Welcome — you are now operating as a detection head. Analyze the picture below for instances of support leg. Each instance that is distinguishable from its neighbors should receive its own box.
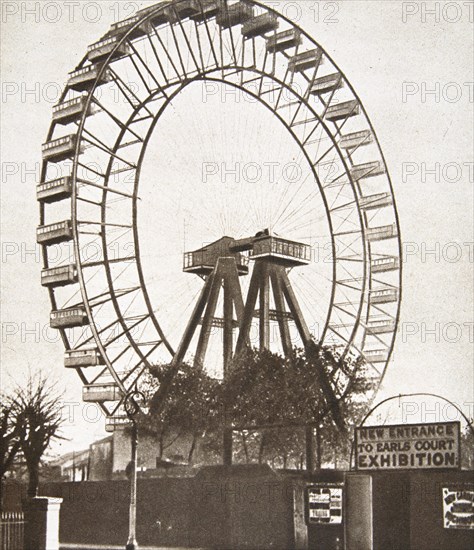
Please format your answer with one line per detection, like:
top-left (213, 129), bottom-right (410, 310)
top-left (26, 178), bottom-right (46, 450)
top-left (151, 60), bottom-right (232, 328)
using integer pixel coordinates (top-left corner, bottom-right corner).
top-left (173, 275), bottom-right (214, 365)
top-left (259, 263), bottom-right (270, 351)
top-left (235, 261), bottom-right (263, 355)
top-left (270, 266), bottom-right (293, 357)
top-left (280, 269), bottom-right (345, 432)
top-left (194, 270), bottom-right (222, 369)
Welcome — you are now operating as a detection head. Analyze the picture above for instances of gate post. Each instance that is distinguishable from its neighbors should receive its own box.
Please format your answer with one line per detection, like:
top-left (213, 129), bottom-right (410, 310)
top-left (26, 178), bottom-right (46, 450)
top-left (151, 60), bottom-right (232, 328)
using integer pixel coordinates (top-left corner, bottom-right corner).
top-left (23, 496), bottom-right (63, 550)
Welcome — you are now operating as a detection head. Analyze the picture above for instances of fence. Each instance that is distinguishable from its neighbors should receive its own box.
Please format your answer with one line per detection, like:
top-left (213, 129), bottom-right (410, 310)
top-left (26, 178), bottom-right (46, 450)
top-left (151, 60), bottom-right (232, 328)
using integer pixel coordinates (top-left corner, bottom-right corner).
top-left (0, 512), bottom-right (25, 550)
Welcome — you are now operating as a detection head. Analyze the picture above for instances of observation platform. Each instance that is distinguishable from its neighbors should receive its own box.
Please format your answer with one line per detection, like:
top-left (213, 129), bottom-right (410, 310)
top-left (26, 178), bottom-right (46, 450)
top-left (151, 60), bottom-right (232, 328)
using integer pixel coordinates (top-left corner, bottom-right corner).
top-left (183, 231), bottom-right (311, 275)
top-left (183, 237), bottom-right (249, 276)
top-left (250, 235), bottom-right (311, 266)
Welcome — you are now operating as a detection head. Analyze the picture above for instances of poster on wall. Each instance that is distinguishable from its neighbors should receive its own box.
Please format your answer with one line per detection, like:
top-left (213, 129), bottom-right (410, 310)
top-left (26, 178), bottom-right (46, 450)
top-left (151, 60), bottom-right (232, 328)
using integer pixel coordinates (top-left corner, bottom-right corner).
top-left (306, 484), bottom-right (343, 525)
top-left (355, 422), bottom-right (461, 471)
top-left (442, 486), bottom-right (474, 530)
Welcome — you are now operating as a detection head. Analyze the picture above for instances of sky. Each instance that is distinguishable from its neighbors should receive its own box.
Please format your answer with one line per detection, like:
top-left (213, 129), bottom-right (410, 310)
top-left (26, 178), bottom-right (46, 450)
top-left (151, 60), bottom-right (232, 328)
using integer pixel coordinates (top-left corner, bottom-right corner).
top-left (1, 0), bottom-right (473, 455)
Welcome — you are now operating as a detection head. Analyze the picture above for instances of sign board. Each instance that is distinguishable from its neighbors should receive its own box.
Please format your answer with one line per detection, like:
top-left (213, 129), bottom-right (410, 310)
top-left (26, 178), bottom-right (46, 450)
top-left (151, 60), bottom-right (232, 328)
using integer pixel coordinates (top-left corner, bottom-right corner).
top-left (306, 484), bottom-right (343, 525)
top-left (354, 421), bottom-right (460, 471)
top-left (442, 486), bottom-right (474, 530)
top-left (105, 414), bottom-right (133, 432)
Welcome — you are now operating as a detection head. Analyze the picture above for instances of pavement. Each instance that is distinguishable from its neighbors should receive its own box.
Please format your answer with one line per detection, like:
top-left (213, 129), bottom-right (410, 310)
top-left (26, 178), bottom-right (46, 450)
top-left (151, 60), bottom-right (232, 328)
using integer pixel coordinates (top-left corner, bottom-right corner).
top-left (60, 545), bottom-right (203, 550)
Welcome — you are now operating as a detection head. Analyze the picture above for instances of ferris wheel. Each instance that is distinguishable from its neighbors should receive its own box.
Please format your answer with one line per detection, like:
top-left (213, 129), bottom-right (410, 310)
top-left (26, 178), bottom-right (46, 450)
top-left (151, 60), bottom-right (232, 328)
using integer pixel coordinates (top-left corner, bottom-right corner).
top-left (38, 0), bottom-right (402, 430)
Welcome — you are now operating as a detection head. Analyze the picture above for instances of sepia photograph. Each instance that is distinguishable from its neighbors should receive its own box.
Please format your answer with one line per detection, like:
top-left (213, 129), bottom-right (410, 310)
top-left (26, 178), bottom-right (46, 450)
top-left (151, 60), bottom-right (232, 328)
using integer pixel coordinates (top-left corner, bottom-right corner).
top-left (0, 1), bottom-right (473, 549)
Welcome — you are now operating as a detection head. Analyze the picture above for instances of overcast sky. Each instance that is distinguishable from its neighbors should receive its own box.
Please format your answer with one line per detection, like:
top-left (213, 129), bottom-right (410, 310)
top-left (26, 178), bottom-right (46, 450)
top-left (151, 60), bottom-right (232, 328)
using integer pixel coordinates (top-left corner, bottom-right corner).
top-left (1, 0), bottom-right (473, 455)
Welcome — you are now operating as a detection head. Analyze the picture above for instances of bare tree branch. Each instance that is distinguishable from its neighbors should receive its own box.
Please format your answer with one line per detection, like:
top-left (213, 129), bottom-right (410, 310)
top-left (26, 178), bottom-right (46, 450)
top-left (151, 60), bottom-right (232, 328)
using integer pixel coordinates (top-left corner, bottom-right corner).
top-left (9, 373), bottom-right (65, 497)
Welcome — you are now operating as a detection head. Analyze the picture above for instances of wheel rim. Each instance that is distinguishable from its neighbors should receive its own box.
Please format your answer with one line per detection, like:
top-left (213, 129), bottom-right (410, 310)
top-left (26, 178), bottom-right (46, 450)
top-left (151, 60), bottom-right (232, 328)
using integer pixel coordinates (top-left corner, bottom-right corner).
top-left (39, 0), bottom-right (402, 418)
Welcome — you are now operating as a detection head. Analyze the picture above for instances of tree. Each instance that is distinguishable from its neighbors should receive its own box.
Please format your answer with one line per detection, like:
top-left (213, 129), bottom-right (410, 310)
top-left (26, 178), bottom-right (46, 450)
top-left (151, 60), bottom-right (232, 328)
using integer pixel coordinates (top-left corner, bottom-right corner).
top-left (0, 392), bottom-right (23, 481)
top-left (10, 374), bottom-right (65, 497)
top-left (221, 346), bottom-right (372, 468)
top-left (142, 346), bottom-right (372, 469)
top-left (141, 362), bottom-right (221, 464)
top-left (0, 391), bottom-right (24, 509)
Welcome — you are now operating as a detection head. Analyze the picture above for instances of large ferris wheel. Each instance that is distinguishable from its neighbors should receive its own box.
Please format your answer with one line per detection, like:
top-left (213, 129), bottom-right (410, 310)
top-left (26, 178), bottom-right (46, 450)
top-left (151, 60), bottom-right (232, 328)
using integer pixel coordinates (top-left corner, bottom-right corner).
top-left (37, 0), bottom-right (402, 431)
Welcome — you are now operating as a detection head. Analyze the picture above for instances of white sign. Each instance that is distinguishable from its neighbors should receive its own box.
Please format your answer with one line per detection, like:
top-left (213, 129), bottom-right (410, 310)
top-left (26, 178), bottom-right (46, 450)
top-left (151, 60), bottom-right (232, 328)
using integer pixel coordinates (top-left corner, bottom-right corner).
top-left (443, 486), bottom-right (474, 530)
top-left (355, 422), bottom-right (460, 470)
top-left (307, 484), bottom-right (343, 524)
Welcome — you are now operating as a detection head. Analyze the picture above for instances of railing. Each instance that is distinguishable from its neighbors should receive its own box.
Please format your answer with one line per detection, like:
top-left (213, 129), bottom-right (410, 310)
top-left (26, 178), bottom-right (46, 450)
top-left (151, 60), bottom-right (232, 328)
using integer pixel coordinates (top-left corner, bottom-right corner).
top-left (251, 237), bottom-right (311, 263)
top-left (184, 250), bottom-right (249, 270)
top-left (0, 512), bottom-right (25, 550)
